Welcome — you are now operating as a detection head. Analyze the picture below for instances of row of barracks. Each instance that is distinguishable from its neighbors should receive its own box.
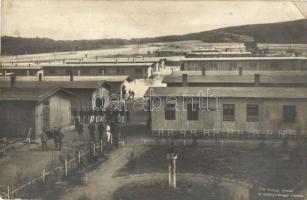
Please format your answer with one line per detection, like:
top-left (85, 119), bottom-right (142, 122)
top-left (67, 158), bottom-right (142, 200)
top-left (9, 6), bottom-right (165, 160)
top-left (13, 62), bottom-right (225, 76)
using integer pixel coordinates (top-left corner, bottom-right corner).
top-left (174, 57), bottom-right (307, 71)
top-left (146, 70), bottom-right (307, 136)
top-left (162, 72), bottom-right (307, 88)
top-left (0, 57), bottom-right (166, 79)
top-left (145, 86), bottom-right (307, 136)
top-left (185, 51), bottom-right (252, 58)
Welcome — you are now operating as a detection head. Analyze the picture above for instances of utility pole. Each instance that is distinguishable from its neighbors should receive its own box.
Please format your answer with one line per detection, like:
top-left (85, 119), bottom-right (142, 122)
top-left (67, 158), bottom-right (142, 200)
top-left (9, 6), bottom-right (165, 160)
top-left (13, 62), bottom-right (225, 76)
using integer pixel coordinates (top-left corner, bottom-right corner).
top-left (166, 139), bottom-right (178, 188)
top-left (303, 137), bottom-right (306, 195)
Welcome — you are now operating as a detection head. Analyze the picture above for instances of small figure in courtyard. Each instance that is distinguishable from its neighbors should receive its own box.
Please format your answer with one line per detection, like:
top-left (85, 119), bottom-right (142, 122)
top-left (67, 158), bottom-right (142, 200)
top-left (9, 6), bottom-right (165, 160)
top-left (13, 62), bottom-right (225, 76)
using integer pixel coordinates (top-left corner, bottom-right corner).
top-left (74, 117), bottom-right (79, 130)
top-left (79, 110), bottom-right (84, 122)
top-left (98, 122), bottom-right (105, 143)
top-left (88, 122), bottom-right (96, 142)
top-left (58, 128), bottom-right (64, 150)
top-left (126, 108), bottom-right (130, 123)
top-left (53, 127), bottom-right (59, 149)
top-left (131, 90), bottom-right (135, 100)
top-left (120, 104), bottom-right (125, 124)
top-left (77, 121), bottom-right (84, 140)
top-left (106, 124), bottom-right (112, 144)
top-left (122, 85), bottom-right (127, 100)
top-left (40, 130), bottom-right (48, 151)
top-left (90, 111), bottom-right (95, 124)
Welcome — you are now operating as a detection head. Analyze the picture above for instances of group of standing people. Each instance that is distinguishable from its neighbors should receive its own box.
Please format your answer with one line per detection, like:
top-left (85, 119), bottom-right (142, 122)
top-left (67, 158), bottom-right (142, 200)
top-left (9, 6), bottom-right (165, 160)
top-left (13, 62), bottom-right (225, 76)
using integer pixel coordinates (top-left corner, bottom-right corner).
top-left (72, 107), bottom-right (130, 125)
top-left (75, 117), bottom-right (122, 147)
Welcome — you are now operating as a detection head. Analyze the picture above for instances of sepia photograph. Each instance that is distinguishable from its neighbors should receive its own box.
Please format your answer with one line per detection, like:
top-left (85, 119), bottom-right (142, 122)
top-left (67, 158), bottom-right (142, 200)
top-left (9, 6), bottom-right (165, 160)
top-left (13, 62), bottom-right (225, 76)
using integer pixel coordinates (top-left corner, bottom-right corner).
top-left (1, 0), bottom-right (307, 199)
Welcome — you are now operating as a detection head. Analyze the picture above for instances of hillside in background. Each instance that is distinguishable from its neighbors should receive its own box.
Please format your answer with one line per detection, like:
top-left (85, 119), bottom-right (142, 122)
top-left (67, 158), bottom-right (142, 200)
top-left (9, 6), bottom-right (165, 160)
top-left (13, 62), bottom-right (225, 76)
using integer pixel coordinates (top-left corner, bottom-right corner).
top-left (2, 19), bottom-right (307, 55)
top-left (135, 19), bottom-right (307, 44)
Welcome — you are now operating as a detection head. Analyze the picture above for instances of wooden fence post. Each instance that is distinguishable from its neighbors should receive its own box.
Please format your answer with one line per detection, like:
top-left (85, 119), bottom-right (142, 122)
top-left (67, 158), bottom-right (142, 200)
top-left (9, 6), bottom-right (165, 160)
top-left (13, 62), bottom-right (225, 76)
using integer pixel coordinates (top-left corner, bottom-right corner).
top-left (7, 185), bottom-right (10, 199)
top-left (65, 158), bottom-right (68, 176)
top-left (100, 140), bottom-right (103, 153)
top-left (42, 169), bottom-right (45, 182)
top-left (93, 143), bottom-right (96, 157)
top-left (85, 173), bottom-right (88, 185)
top-left (78, 151), bottom-right (81, 164)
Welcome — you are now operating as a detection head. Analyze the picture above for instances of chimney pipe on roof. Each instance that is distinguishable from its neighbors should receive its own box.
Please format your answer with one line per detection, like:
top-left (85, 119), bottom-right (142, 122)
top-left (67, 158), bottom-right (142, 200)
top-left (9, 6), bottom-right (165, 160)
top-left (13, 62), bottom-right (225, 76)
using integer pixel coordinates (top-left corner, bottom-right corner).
top-left (70, 69), bottom-right (73, 81)
top-left (10, 75), bottom-right (16, 88)
top-left (238, 67), bottom-right (243, 76)
top-left (182, 74), bottom-right (188, 87)
top-left (38, 73), bottom-right (42, 82)
top-left (202, 67), bottom-right (206, 76)
top-left (254, 74), bottom-right (260, 86)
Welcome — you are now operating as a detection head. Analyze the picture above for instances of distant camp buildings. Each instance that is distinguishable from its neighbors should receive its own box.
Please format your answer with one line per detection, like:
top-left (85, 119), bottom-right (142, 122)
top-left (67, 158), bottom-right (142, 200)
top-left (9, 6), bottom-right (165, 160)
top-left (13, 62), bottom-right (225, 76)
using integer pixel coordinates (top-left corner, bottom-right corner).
top-left (1, 47), bottom-right (307, 139)
top-left (178, 57), bottom-right (307, 71)
top-left (145, 53), bottom-right (307, 137)
top-left (1, 57), bottom-right (166, 79)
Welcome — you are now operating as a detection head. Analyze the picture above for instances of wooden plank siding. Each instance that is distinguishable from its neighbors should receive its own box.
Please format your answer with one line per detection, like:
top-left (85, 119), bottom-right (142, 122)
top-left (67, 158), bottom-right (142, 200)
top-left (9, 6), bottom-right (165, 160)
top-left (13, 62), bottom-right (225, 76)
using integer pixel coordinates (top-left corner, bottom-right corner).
top-left (150, 97), bottom-right (307, 135)
top-left (181, 60), bottom-right (307, 71)
top-left (0, 102), bottom-right (36, 138)
top-left (49, 92), bottom-right (72, 130)
top-left (43, 65), bottom-right (153, 79)
top-left (0, 91), bottom-right (72, 138)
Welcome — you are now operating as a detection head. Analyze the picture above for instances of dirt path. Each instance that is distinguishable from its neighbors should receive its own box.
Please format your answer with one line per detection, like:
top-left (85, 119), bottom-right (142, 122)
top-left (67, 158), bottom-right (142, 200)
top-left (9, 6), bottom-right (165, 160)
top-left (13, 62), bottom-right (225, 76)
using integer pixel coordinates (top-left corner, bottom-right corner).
top-left (60, 136), bottom-right (146, 200)
top-left (59, 109), bottom-right (253, 200)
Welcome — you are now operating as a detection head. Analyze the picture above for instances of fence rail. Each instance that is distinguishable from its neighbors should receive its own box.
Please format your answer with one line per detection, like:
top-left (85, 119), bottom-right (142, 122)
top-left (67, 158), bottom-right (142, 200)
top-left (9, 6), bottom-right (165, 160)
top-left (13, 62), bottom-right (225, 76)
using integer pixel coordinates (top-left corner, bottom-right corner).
top-left (1, 140), bottom-right (111, 199)
top-left (152, 129), bottom-right (306, 140)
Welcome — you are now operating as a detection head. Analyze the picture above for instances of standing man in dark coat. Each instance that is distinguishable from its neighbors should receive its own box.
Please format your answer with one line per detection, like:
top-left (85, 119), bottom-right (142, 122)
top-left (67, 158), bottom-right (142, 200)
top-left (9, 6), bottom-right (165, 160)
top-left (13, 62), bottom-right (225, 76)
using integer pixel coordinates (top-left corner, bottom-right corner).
top-left (88, 122), bottom-right (96, 142)
top-left (53, 127), bottom-right (59, 150)
top-left (77, 121), bottom-right (84, 140)
top-left (98, 122), bottom-right (105, 143)
top-left (40, 130), bottom-right (48, 151)
top-left (58, 128), bottom-right (64, 150)
top-left (111, 122), bottom-right (120, 148)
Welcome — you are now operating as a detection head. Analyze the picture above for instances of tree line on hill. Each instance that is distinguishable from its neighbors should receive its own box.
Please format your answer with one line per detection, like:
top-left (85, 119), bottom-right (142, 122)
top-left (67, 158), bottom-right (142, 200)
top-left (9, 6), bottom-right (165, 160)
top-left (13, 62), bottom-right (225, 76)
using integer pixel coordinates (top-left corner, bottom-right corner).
top-left (2, 19), bottom-right (307, 55)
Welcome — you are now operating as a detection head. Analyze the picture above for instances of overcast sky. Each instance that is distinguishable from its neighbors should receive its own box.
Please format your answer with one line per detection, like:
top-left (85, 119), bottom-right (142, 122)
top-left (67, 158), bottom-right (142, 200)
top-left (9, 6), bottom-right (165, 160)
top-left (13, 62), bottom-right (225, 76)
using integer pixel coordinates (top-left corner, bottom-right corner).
top-left (1, 0), bottom-right (306, 40)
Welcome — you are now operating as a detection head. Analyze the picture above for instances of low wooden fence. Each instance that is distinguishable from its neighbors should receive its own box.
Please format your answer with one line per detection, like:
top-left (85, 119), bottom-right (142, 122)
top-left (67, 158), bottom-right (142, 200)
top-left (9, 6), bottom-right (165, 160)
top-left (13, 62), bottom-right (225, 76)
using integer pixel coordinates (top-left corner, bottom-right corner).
top-left (152, 129), bottom-right (306, 140)
top-left (1, 141), bottom-right (115, 199)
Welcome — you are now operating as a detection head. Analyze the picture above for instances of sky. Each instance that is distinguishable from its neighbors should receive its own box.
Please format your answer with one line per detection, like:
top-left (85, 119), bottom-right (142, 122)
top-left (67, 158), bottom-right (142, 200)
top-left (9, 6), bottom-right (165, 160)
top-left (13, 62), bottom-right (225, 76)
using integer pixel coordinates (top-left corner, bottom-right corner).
top-left (1, 0), bottom-right (306, 40)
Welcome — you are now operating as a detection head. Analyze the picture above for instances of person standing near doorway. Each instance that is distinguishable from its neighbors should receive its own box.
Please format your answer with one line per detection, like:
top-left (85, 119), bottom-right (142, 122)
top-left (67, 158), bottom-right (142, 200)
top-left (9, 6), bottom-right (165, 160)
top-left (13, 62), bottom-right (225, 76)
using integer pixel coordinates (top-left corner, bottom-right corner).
top-left (58, 128), bottom-right (64, 151)
top-left (40, 130), bottom-right (48, 151)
